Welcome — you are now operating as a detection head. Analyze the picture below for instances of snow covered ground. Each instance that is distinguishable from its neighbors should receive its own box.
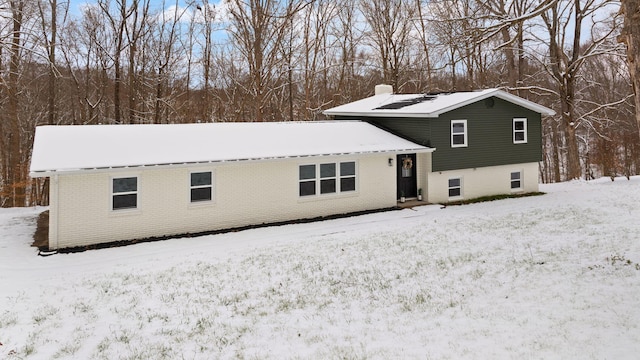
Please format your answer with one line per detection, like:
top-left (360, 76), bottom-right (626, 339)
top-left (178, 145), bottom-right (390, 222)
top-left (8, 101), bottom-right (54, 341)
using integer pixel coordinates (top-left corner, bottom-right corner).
top-left (1, 177), bottom-right (640, 359)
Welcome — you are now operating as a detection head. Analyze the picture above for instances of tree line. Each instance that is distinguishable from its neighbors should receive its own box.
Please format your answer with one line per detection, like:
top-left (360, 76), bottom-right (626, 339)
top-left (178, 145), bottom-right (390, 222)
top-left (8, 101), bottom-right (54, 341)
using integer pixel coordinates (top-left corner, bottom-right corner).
top-left (1, 0), bottom-right (639, 207)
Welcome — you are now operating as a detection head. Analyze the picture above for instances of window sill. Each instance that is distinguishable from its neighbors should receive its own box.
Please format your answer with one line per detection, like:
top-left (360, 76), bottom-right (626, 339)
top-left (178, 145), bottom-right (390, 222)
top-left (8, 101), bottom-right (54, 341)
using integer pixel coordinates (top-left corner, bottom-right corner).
top-left (188, 200), bottom-right (216, 209)
top-left (298, 191), bottom-right (359, 203)
top-left (109, 208), bottom-right (142, 216)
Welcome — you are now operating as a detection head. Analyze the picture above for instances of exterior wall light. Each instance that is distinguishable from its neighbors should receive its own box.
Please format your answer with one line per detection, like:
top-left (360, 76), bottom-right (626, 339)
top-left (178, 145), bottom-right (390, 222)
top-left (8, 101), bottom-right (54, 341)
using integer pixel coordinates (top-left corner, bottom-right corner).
top-left (388, 158), bottom-right (394, 167)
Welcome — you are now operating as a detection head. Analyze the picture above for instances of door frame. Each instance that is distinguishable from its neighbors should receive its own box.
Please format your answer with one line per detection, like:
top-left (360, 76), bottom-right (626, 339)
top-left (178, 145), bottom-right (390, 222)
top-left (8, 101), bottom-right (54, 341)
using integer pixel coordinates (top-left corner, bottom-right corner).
top-left (397, 153), bottom-right (417, 199)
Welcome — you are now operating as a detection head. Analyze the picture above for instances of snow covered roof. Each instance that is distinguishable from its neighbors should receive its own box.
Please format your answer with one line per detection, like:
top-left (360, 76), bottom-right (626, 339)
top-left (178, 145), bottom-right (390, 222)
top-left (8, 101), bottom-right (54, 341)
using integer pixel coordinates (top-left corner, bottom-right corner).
top-left (323, 88), bottom-right (556, 118)
top-left (30, 121), bottom-right (431, 177)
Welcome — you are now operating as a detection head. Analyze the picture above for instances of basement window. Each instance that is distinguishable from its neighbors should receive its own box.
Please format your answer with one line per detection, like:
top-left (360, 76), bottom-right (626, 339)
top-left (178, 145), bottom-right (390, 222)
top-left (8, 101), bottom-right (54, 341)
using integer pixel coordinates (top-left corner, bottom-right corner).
top-left (448, 177), bottom-right (462, 199)
top-left (191, 171), bottom-right (213, 202)
top-left (511, 171), bottom-right (523, 191)
top-left (112, 177), bottom-right (138, 210)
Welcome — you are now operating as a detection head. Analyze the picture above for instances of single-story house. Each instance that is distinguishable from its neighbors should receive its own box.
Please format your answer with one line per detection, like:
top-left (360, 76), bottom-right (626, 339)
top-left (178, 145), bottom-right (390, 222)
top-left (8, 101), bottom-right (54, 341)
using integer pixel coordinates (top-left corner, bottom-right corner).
top-left (324, 86), bottom-right (556, 204)
top-left (30, 121), bottom-right (431, 250)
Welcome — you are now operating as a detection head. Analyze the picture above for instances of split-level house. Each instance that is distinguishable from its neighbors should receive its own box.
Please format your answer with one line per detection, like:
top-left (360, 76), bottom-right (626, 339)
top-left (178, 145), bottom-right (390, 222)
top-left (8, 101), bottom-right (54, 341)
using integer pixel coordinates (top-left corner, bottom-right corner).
top-left (29, 87), bottom-right (554, 250)
top-left (324, 85), bottom-right (556, 204)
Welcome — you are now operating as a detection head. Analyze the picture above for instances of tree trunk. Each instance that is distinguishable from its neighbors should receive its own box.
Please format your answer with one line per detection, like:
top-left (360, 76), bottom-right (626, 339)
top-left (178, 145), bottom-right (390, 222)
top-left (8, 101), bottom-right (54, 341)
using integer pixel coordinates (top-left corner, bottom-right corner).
top-left (619, 0), bottom-right (640, 138)
top-left (560, 83), bottom-right (582, 179)
top-left (3, 0), bottom-right (25, 207)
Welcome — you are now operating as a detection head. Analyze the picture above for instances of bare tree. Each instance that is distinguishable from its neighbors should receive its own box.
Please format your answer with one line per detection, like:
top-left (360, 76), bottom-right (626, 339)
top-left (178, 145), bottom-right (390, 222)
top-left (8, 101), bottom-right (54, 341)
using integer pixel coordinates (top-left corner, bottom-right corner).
top-left (1, 0), bottom-right (26, 207)
top-left (36, 0), bottom-right (68, 125)
top-left (361, 0), bottom-right (413, 92)
top-left (298, 0), bottom-right (336, 119)
top-left (538, 0), bottom-right (621, 179)
top-left (226, 0), bottom-right (308, 121)
top-left (619, 0), bottom-right (640, 138)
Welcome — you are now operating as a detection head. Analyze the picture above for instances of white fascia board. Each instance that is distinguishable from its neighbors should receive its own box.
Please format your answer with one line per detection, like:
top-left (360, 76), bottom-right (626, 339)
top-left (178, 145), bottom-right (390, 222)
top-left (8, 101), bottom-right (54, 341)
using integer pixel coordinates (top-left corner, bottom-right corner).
top-left (323, 111), bottom-right (440, 118)
top-left (324, 89), bottom-right (556, 118)
top-left (494, 91), bottom-right (556, 116)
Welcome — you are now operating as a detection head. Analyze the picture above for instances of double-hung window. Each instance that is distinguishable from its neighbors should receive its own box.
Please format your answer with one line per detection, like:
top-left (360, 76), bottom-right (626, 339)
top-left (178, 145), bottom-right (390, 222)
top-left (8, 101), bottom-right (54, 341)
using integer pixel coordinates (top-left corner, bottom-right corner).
top-left (451, 120), bottom-right (468, 148)
top-left (448, 177), bottom-right (462, 198)
top-left (340, 162), bottom-right (356, 192)
top-left (513, 118), bottom-right (527, 144)
top-left (299, 164), bottom-right (317, 196)
top-left (191, 171), bottom-right (213, 202)
top-left (300, 161), bottom-right (356, 197)
top-left (511, 171), bottom-right (523, 191)
top-left (320, 163), bottom-right (337, 194)
top-left (112, 177), bottom-right (138, 210)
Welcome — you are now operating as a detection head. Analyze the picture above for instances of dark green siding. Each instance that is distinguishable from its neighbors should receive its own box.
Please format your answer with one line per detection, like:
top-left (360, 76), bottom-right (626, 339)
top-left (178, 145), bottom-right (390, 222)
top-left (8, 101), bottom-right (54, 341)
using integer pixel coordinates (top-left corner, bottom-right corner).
top-left (335, 97), bottom-right (542, 172)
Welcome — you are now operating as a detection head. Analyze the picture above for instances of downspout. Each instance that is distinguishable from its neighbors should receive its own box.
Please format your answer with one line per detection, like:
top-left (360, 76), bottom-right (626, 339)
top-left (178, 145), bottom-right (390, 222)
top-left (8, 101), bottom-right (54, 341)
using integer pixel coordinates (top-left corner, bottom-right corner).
top-left (50, 174), bottom-right (59, 250)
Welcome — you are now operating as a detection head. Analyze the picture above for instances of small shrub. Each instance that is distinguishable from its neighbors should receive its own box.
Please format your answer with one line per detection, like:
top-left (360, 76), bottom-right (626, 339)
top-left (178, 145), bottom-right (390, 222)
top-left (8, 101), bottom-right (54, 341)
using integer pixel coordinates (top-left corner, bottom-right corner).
top-left (444, 192), bottom-right (545, 206)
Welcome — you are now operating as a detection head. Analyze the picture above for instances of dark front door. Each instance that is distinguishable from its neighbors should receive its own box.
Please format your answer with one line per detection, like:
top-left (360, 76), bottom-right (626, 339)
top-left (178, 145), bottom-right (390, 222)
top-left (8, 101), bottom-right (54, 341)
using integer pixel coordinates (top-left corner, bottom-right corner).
top-left (397, 154), bottom-right (417, 199)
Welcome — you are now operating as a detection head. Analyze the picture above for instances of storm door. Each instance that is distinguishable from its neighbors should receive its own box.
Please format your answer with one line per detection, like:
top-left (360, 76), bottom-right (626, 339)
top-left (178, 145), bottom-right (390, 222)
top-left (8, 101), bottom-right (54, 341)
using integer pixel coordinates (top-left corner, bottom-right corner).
top-left (397, 154), bottom-right (417, 199)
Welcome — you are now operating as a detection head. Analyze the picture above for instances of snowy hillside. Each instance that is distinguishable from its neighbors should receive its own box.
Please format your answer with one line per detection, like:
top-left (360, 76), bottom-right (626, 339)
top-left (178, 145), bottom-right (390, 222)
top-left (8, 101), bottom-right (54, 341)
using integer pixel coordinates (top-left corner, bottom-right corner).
top-left (1, 178), bottom-right (640, 359)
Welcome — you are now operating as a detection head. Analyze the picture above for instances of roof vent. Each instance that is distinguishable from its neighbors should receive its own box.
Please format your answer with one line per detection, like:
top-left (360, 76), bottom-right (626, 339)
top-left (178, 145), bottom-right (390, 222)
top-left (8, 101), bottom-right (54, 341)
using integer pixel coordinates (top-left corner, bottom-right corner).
top-left (375, 84), bottom-right (393, 95)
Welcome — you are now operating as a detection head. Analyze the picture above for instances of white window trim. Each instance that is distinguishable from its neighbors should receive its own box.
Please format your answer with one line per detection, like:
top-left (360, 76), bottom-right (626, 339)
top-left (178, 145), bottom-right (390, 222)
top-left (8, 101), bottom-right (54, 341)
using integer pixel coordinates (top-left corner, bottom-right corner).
top-left (189, 170), bottom-right (215, 205)
top-left (448, 176), bottom-right (463, 200)
top-left (339, 161), bottom-right (357, 193)
top-left (451, 120), bottom-right (468, 148)
top-left (110, 175), bottom-right (140, 213)
top-left (510, 170), bottom-right (524, 192)
top-left (299, 164), bottom-right (318, 197)
top-left (513, 118), bottom-right (528, 144)
top-left (320, 163), bottom-right (338, 195)
top-left (299, 161), bottom-right (358, 198)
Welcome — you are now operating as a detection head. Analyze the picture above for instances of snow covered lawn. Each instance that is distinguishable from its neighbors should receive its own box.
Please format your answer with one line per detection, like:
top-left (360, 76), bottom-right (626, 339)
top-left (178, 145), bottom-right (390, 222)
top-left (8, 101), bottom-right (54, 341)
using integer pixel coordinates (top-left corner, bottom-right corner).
top-left (1, 178), bottom-right (640, 359)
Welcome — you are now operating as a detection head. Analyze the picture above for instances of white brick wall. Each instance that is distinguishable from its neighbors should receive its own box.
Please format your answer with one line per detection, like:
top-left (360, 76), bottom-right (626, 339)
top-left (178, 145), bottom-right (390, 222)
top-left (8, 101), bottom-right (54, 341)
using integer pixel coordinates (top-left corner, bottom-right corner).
top-left (426, 162), bottom-right (540, 204)
top-left (50, 154), bottom-right (397, 249)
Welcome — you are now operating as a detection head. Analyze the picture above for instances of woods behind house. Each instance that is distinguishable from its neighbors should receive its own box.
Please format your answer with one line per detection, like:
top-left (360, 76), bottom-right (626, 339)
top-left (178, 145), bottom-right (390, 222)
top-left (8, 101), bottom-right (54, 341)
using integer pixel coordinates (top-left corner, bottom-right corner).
top-left (1, 0), bottom-right (639, 207)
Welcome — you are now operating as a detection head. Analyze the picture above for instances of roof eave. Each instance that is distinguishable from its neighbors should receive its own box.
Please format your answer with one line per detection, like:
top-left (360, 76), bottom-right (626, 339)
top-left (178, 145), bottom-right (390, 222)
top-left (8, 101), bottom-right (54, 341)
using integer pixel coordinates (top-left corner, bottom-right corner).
top-left (493, 91), bottom-right (556, 116)
top-left (29, 148), bottom-right (434, 177)
top-left (323, 111), bottom-right (439, 118)
top-left (324, 89), bottom-right (557, 118)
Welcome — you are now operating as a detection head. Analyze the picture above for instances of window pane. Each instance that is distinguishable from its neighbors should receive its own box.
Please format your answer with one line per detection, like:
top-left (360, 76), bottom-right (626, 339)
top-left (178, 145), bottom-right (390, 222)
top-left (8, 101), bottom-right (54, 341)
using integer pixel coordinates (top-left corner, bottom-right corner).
top-left (514, 121), bottom-right (525, 131)
top-left (511, 172), bottom-right (521, 180)
top-left (341, 177), bottom-right (355, 192)
top-left (113, 194), bottom-right (137, 209)
top-left (340, 162), bottom-right (355, 176)
top-left (449, 178), bottom-right (460, 187)
top-left (299, 165), bottom-right (315, 180)
top-left (320, 163), bottom-right (336, 178)
top-left (515, 132), bottom-right (525, 141)
top-left (449, 188), bottom-right (461, 197)
top-left (113, 177), bottom-right (137, 193)
top-left (191, 187), bottom-right (212, 202)
top-left (452, 123), bottom-right (465, 133)
top-left (320, 179), bottom-right (336, 194)
top-left (191, 172), bottom-right (212, 186)
top-left (511, 180), bottom-right (521, 189)
top-left (452, 134), bottom-right (465, 145)
top-left (300, 181), bottom-right (315, 196)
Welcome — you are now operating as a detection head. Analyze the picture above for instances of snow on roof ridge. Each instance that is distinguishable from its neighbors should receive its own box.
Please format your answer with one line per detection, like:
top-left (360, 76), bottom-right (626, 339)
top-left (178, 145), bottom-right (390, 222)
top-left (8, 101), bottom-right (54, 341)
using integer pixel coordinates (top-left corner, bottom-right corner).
top-left (323, 88), bottom-right (555, 117)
